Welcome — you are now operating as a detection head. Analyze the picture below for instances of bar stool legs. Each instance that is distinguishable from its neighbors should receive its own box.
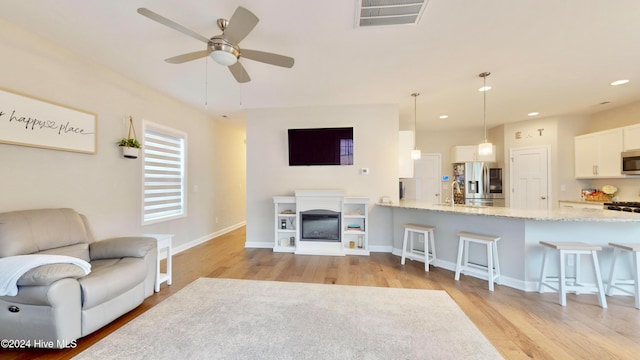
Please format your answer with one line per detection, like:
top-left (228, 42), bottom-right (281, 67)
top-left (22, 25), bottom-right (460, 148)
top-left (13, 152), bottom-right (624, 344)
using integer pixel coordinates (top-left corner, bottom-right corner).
top-left (400, 224), bottom-right (436, 271)
top-left (606, 242), bottom-right (640, 309)
top-left (454, 232), bottom-right (501, 291)
top-left (538, 241), bottom-right (607, 308)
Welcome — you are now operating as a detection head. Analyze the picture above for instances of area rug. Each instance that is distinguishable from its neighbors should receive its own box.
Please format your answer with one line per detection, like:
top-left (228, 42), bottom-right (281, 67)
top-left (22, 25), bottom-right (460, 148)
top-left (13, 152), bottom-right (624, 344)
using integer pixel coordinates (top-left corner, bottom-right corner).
top-left (74, 278), bottom-right (502, 359)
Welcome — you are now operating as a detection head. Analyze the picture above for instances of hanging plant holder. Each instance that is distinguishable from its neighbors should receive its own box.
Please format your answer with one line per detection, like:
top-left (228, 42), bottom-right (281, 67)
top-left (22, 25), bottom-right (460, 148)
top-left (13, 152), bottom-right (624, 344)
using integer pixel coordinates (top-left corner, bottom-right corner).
top-left (121, 146), bottom-right (139, 159)
top-left (118, 116), bottom-right (141, 159)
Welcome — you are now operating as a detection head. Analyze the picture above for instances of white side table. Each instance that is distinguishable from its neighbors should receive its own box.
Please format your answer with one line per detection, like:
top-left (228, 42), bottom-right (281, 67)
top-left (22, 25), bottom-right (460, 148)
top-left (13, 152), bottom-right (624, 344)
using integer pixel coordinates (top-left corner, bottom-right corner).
top-left (145, 234), bottom-right (174, 292)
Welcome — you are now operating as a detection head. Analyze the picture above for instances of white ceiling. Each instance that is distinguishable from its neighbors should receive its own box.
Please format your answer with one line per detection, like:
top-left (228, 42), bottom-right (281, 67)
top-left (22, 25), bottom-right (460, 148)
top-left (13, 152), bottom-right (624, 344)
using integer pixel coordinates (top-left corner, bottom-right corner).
top-left (1, 0), bottom-right (640, 131)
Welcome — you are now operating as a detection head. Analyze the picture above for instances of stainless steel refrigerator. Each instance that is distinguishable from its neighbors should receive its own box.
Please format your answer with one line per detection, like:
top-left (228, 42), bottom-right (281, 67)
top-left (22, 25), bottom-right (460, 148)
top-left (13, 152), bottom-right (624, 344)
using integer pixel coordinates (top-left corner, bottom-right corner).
top-left (453, 162), bottom-right (505, 207)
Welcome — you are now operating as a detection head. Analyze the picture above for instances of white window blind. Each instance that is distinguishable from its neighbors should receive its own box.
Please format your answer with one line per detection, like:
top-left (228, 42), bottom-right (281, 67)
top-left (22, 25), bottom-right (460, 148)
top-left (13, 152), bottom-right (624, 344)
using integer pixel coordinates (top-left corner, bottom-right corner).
top-left (142, 122), bottom-right (186, 224)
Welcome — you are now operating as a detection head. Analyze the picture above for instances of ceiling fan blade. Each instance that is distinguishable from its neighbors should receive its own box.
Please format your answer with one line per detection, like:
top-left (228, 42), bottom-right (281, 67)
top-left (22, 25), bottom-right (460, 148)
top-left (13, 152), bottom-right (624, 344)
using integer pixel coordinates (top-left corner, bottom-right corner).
top-left (224, 6), bottom-right (259, 45)
top-left (137, 8), bottom-right (210, 44)
top-left (165, 49), bottom-right (211, 64)
top-left (241, 49), bottom-right (295, 68)
top-left (228, 62), bottom-right (251, 83)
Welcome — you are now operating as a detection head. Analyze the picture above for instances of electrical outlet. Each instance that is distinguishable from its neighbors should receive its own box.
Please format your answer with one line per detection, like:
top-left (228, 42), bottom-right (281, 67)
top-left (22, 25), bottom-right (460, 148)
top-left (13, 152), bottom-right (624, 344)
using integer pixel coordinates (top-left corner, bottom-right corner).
top-left (215, 217), bottom-right (219, 224)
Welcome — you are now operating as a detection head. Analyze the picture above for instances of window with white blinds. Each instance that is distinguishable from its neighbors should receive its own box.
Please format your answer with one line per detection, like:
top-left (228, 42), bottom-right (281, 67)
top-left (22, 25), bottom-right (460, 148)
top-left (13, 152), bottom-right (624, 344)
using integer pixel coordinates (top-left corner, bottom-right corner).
top-left (142, 121), bottom-right (186, 224)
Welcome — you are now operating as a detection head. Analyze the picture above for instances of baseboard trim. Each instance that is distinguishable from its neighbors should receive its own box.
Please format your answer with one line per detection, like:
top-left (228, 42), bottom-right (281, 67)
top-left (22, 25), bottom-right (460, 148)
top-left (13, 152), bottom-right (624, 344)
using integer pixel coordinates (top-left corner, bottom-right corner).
top-left (244, 242), bottom-right (274, 249)
top-left (160, 221), bottom-right (246, 259)
top-left (391, 247), bottom-right (527, 292)
top-left (369, 245), bottom-right (393, 253)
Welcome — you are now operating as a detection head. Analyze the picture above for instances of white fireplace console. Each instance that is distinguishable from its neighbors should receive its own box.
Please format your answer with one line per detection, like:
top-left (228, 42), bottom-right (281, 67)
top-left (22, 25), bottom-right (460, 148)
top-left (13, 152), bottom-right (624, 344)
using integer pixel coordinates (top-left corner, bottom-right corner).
top-left (273, 190), bottom-right (369, 256)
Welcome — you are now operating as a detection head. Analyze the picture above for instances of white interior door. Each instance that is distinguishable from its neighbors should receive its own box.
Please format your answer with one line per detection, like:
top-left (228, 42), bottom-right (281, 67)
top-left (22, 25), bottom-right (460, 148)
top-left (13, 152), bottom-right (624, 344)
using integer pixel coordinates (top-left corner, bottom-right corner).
top-left (510, 146), bottom-right (550, 209)
top-left (414, 153), bottom-right (442, 203)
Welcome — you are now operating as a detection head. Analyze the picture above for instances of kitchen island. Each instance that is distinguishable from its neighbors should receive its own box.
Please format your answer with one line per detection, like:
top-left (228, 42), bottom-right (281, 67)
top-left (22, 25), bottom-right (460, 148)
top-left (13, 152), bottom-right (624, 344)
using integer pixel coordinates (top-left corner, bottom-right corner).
top-left (378, 200), bottom-right (640, 292)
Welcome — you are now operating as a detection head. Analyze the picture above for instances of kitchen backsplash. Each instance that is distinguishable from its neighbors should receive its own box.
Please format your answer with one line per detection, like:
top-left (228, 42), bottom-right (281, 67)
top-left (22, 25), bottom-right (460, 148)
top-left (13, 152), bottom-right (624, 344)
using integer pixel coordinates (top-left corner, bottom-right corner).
top-left (588, 178), bottom-right (640, 201)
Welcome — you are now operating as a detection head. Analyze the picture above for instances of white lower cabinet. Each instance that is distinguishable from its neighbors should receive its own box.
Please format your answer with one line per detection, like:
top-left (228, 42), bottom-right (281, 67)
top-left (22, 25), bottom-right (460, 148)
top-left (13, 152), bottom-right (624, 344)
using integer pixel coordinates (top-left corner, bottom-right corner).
top-left (558, 201), bottom-right (604, 210)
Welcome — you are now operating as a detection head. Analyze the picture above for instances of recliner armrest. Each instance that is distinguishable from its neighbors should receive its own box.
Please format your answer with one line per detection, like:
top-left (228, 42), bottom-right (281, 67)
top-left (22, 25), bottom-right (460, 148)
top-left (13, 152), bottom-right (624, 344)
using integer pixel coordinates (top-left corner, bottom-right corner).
top-left (89, 237), bottom-right (156, 260)
top-left (17, 263), bottom-right (88, 287)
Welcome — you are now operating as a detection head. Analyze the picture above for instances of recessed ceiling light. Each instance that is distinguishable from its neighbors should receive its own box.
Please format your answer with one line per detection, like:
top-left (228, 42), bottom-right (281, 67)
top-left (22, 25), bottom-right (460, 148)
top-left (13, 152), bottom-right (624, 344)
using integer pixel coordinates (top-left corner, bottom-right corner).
top-left (611, 79), bottom-right (629, 86)
top-left (439, 115), bottom-right (448, 119)
top-left (528, 112), bottom-right (539, 116)
top-left (478, 86), bottom-right (492, 92)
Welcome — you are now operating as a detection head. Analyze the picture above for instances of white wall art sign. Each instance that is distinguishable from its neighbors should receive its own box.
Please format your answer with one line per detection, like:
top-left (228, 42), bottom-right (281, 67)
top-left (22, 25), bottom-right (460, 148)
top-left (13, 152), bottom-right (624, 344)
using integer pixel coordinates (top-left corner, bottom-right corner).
top-left (0, 88), bottom-right (97, 154)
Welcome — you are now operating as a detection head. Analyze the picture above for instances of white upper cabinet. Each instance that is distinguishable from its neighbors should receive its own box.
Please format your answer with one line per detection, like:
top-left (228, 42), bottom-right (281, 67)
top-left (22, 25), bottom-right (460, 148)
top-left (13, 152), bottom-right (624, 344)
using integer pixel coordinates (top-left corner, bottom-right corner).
top-left (574, 128), bottom-right (623, 178)
top-left (623, 123), bottom-right (640, 151)
top-left (450, 145), bottom-right (496, 163)
top-left (399, 131), bottom-right (414, 178)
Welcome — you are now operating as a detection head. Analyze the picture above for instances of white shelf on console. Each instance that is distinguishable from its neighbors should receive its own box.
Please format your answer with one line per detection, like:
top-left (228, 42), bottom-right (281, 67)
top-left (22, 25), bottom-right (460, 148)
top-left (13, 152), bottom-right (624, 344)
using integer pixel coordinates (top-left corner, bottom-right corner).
top-left (342, 197), bottom-right (369, 256)
top-left (274, 196), bottom-right (297, 253)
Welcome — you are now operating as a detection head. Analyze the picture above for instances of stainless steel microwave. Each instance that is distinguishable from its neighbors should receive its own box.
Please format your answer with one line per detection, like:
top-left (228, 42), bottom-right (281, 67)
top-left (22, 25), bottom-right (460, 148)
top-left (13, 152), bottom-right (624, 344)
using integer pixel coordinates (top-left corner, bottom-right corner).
top-left (622, 149), bottom-right (640, 175)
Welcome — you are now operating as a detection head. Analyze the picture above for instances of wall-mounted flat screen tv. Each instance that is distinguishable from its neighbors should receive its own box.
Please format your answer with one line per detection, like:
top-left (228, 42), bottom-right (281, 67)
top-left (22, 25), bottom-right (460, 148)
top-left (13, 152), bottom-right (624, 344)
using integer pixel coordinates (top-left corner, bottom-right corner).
top-left (288, 127), bottom-right (353, 166)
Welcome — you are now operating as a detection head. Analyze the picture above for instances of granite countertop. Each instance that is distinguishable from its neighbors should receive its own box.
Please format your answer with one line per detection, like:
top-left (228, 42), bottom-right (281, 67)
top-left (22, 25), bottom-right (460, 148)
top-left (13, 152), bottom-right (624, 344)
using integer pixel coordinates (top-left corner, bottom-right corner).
top-left (378, 199), bottom-right (640, 222)
top-left (558, 199), bottom-right (607, 205)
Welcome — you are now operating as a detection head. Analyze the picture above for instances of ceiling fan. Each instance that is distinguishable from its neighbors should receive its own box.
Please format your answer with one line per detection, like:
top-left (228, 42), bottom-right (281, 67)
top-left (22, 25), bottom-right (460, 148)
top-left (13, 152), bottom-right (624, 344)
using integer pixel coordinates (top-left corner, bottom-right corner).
top-left (137, 6), bottom-right (294, 83)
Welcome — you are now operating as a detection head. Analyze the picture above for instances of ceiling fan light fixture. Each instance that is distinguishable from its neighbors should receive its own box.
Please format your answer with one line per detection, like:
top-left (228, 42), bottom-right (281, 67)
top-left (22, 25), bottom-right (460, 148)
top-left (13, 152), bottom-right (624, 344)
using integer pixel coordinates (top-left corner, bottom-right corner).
top-left (210, 37), bottom-right (240, 66)
top-left (211, 50), bottom-right (238, 66)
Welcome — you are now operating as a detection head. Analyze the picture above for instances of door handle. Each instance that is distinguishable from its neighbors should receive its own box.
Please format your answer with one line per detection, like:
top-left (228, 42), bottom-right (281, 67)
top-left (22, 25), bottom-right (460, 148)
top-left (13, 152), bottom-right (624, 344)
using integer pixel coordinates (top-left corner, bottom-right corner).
top-left (541, 196), bottom-right (547, 200)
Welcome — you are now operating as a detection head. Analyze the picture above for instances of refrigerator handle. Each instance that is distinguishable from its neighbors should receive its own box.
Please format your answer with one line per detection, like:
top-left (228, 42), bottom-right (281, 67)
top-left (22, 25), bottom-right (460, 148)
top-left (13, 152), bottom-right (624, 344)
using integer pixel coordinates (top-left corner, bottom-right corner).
top-left (483, 164), bottom-right (489, 194)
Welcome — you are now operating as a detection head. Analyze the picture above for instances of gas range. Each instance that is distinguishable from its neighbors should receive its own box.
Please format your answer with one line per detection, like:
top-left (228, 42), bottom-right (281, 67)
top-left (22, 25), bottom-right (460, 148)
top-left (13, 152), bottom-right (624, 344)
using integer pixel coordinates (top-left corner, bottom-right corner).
top-left (604, 202), bottom-right (640, 213)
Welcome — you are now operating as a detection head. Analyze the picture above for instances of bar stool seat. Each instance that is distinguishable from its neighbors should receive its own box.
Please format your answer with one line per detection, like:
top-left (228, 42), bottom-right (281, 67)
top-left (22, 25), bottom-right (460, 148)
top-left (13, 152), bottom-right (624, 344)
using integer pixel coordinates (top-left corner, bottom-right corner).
top-left (606, 242), bottom-right (640, 309)
top-left (400, 224), bottom-right (436, 272)
top-left (538, 241), bottom-right (607, 308)
top-left (454, 231), bottom-right (501, 291)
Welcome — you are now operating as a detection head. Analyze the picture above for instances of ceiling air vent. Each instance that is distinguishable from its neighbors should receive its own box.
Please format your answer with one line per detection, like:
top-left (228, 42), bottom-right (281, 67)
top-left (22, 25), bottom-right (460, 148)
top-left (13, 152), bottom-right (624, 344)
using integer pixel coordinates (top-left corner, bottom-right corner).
top-left (356, 0), bottom-right (429, 27)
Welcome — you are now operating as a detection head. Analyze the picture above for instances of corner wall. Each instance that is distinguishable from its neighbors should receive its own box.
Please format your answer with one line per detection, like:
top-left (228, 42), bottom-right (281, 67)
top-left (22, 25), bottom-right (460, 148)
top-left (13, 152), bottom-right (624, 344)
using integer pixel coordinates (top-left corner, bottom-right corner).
top-left (245, 105), bottom-right (399, 249)
top-left (0, 18), bottom-right (246, 249)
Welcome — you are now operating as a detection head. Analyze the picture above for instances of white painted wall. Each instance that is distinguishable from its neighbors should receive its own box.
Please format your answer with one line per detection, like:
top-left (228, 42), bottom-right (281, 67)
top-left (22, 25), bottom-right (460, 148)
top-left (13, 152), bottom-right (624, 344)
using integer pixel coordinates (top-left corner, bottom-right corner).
top-left (405, 127), bottom-right (486, 199)
top-left (0, 18), bottom-right (246, 250)
top-left (245, 105), bottom-right (399, 249)
top-left (502, 115), bottom-right (590, 207)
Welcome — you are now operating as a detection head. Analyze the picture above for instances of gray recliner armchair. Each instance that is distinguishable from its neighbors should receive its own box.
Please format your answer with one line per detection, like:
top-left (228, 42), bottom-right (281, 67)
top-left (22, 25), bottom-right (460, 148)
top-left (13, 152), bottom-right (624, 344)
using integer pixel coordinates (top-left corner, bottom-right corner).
top-left (0, 208), bottom-right (157, 348)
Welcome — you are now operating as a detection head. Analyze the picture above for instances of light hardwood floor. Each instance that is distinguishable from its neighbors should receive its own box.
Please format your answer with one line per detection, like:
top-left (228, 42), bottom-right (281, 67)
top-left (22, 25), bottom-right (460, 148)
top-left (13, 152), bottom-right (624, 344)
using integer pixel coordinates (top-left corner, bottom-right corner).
top-left (4, 226), bottom-right (640, 359)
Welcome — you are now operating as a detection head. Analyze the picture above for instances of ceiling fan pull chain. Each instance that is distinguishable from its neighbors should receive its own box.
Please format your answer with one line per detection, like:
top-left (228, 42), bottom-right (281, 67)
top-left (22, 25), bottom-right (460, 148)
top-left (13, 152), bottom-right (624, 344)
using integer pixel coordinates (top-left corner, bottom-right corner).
top-left (204, 55), bottom-right (208, 109)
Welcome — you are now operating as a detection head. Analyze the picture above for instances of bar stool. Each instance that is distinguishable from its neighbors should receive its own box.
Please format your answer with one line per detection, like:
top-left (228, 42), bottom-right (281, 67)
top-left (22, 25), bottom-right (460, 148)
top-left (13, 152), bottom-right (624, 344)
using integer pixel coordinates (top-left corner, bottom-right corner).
top-left (606, 242), bottom-right (640, 309)
top-left (538, 241), bottom-right (607, 308)
top-left (454, 231), bottom-right (501, 291)
top-left (400, 224), bottom-right (437, 271)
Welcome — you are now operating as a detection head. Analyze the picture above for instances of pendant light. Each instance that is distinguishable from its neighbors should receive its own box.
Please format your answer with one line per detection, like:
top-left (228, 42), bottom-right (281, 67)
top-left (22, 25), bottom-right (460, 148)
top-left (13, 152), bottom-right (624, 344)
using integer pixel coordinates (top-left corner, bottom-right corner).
top-left (411, 92), bottom-right (421, 160)
top-left (478, 72), bottom-right (493, 156)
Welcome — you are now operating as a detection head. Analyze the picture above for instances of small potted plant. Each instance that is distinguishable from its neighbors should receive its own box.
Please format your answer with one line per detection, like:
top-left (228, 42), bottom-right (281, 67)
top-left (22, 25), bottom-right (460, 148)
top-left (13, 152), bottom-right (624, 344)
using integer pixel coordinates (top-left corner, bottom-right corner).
top-left (118, 116), bottom-right (141, 159)
top-left (118, 137), bottom-right (141, 158)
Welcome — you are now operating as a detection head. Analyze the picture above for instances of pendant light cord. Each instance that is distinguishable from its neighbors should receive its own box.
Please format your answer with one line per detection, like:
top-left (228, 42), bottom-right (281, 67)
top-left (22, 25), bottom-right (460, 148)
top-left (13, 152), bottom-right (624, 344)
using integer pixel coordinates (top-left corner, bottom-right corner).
top-left (479, 71), bottom-right (490, 142)
top-left (412, 92), bottom-right (419, 149)
top-left (483, 75), bottom-right (487, 141)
